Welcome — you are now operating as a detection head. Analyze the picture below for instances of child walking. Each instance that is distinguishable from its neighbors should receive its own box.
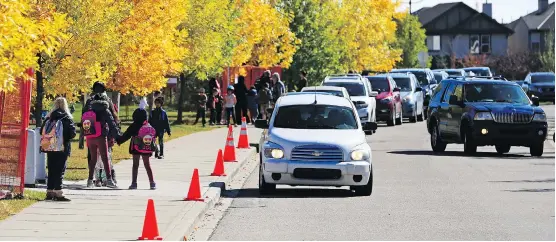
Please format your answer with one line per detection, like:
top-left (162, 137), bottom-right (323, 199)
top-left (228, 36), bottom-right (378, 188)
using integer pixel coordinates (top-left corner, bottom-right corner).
top-left (116, 108), bottom-right (157, 190)
top-left (150, 97), bottom-right (171, 159)
top-left (225, 85), bottom-right (237, 126)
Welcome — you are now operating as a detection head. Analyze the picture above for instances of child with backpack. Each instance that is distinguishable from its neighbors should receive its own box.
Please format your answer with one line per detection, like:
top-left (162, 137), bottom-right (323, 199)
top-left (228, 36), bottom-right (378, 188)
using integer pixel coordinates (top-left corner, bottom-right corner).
top-left (40, 97), bottom-right (77, 201)
top-left (82, 93), bottom-right (120, 188)
top-left (116, 108), bottom-right (157, 190)
top-left (150, 97), bottom-right (171, 159)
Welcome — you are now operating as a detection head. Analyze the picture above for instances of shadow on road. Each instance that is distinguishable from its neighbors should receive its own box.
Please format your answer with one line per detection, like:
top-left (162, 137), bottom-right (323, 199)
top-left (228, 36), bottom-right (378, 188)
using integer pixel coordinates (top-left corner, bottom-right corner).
top-left (222, 187), bottom-right (356, 199)
top-left (387, 150), bottom-right (555, 160)
top-left (489, 179), bottom-right (555, 183)
top-left (503, 188), bottom-right (555, 192)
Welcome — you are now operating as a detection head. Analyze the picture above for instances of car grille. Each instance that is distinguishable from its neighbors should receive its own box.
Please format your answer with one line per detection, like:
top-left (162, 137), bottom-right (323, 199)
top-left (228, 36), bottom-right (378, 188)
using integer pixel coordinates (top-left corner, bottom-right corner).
top-left (492, 112), bottom-right (532, 124)
top-left (293, 168), bottom-right (342, 180)
top-left (290, 145), bottom-right (343, 161)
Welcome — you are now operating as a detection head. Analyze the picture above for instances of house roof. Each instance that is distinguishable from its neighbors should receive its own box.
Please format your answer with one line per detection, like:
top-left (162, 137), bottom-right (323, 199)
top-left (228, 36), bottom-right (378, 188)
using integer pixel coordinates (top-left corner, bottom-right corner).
top-left (521, 2), bottom-right (555, 30)
top-left (413, 2), bottom-right (459, 26)
top-left (451, 12), bottom-right (514, 34)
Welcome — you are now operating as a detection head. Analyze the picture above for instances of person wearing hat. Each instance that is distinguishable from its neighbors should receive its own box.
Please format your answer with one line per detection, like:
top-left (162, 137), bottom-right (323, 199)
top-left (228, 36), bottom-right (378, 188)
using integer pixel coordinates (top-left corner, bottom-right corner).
top-left (193, 88), bottom-right (208, 127)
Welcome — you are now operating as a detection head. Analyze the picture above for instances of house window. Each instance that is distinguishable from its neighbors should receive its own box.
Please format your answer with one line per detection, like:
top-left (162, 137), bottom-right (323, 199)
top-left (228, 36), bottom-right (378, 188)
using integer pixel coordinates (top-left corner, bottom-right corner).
top-left (470, 34), bottom-right (491, 54)
top-left (531, 32), bottom-right (541, 52)
top-left (428, 35), bottom-right (441, 51)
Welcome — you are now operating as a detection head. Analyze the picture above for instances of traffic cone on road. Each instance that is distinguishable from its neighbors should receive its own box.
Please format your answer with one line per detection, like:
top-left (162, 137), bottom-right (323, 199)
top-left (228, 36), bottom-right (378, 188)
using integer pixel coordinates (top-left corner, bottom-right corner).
top-left (223, 125), bottom-right (237, 162)
top-left (138, 199), bottom-right (163, 240)
top-left (237, 117), bottom-right (250, 149)
top-left (184, 169), bottom-right (204, 201)
top-left (211, 149), bottom-right (226, 176)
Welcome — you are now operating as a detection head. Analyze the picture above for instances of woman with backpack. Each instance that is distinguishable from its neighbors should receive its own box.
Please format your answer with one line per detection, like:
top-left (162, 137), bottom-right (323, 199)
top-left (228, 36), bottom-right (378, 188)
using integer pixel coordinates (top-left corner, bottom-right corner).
top-left (82, 93), bottom-right (120, 188)
top-left (40, 97), bottom-right (76, 201)
top-left (116, 108), bottom-right (157, 190)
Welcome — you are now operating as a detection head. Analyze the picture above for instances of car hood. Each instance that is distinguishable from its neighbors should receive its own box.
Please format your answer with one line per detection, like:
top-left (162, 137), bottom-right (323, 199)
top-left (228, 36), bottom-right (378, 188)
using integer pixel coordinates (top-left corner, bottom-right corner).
top-left (530, 82), bottom-right (555, 88)
top-left (268, 128), bottom-right (367, 151)
top-left (469, 102), bottom-right (542, 114)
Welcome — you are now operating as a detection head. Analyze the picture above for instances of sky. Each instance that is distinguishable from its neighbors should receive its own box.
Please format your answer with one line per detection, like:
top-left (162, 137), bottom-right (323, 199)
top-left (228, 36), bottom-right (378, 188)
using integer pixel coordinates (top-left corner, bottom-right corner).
top-left (397, 0), bottom-right (556, 24)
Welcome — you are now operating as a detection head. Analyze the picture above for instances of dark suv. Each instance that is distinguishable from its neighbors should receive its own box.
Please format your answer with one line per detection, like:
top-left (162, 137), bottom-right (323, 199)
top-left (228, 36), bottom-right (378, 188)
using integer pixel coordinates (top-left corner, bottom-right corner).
top-left (427, 78), bottom-right (548, 156)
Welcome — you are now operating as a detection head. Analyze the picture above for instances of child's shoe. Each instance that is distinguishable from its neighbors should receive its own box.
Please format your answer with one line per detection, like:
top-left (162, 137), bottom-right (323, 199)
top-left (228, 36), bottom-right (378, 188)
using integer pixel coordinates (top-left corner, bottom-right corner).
top-left (86, 179), bottom-right (94, 188)
top-left (158, 155), bottom-right (164, 159)
top-left (94, 180), bottom-right (102, 187)
top-left (106, 179), bottom-right (118, 189)
top-left (128, 183), bottom-right (137, 190)
top-left (150, 182), bottom-right (156, 190)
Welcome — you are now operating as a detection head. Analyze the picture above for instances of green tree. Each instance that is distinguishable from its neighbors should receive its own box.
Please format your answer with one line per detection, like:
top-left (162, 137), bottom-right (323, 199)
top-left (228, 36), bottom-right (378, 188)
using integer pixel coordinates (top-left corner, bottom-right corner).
top-left (394, 13), bottom-right (429, 68)
top-left (540, 30), bottom-right (555, 72)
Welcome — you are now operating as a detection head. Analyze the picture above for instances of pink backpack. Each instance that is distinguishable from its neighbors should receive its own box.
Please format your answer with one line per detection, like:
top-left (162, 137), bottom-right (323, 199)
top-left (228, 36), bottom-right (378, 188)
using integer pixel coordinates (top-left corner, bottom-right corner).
top-left (82, 110), bottom-right (101, 138)
top-left (133, 121), bottom-right (156, 153)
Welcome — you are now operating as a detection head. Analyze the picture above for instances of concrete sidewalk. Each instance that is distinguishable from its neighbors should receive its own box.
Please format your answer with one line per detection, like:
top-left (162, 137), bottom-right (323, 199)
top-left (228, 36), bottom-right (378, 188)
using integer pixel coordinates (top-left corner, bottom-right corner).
top-left (0, 126), bottom-right (262, 241)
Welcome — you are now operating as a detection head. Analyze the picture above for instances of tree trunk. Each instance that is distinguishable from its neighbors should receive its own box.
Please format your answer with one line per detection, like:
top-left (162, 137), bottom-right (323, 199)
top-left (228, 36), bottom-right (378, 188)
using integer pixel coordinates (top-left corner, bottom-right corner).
top-left (175, 72), bottom-right (187, 124)
top-left (34, 54), bottom-right (44, 127)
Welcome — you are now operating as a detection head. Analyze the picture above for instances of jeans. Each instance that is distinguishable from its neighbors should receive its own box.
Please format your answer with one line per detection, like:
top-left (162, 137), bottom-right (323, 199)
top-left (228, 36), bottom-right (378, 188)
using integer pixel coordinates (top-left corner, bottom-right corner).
top-left (249, 106), bottom-right (259, 123)
top-left (132, 154), bottom-right (154, 184)
top-left (155, 132), bottom-right (165, 157)
top-left (87, 136), bottom-right (112, 180)
top-left (47, 152), bottom-right (68, 190)
top-left (195, 108), bottom-right (206, 125)
top-left (225, 107), bottom-right (235, 125)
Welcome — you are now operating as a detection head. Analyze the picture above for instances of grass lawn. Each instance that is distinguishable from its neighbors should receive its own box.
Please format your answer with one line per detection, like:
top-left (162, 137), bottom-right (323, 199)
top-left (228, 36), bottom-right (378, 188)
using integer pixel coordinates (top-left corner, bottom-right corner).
top-left (0, 190), bottom-right (46, 221)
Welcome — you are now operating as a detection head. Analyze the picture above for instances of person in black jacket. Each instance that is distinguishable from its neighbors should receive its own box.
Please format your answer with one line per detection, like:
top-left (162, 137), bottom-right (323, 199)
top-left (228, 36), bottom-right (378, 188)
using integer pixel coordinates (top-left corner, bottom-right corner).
top-left (234, 76), bottom-right (249, 124)
top-left (116, 108), bottom-right (156, 190)
top-left (150, 97), bottom-right (171, 159)
top-left (41, 97), bottom-right (76, 201)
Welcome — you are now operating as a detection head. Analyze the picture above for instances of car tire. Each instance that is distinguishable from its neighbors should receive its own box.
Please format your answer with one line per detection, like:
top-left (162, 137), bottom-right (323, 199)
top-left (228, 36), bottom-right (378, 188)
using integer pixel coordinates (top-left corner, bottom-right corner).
top-left (463, 128), bottom-right (477, 155)
top-left (353, 170), bottom-right (373, 196)
top-left (430, 123), bottom-right (447, 152)
top-left (530, 142), bottom-right (544, 157)
top-left (495, 144), bottom-right (511, 154)
top-left (395, 107), bottom-right (403, 125)
top-left (387, 111), bottom-right (395, 126)
top-left (258, 161), bottom-right (275, 195)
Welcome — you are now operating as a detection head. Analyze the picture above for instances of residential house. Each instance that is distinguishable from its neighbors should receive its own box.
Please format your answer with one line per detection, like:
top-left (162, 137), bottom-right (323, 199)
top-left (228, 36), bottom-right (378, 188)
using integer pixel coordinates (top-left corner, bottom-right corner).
top-left (414, 2), bottom-right (514, 58)
top-left (506, 0), bottom-right (555, 53)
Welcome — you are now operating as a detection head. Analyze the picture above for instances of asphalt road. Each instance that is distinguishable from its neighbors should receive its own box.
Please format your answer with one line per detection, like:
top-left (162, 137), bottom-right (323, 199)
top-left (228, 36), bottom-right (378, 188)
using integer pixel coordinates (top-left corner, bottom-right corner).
top-left (200, 105), bottom-right (555, 241)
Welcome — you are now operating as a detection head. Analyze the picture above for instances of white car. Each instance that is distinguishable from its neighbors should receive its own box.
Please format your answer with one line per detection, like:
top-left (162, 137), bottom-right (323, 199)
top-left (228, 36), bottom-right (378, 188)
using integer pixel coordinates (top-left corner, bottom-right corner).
top-left (254, 94), bottom-right (373, 196)
top-left (321, 74), bottom-right (378, 133)
top-left (301, 86), bottom-right (350, 99)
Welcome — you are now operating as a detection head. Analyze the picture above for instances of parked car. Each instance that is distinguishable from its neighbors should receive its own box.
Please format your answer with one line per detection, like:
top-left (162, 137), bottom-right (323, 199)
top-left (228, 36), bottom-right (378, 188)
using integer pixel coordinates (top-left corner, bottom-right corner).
top-left (427, 78), bottom-right (548, 156)
top-left (365, 75), bottom-right (403, 126)
top-left (301, 86), bottom-right (350, 99)
top-left (523, 72), bottom-right (555, 103)
top-left (322, 74), bottom-right (378, 132)
top-left (512, 80), bottom-right (530, 93)
top-left (390, 68), bottom-right (437, 118)
top-left (433, 70), bottom-right (449, 83)
top-left (437, 69), bottom-right (466, 77)
top-left (463, 67), bottom-right (493, 77)
top-left (390, 73), bottom-right (425, 122)
top-left (254, 94), bottom-right (373, 196)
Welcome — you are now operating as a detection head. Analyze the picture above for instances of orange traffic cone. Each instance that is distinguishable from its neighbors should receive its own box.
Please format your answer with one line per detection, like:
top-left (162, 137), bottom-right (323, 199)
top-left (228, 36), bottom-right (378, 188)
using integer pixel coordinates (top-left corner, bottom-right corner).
top-left (211, 149), bottom-right (226, 176)
top-left (138, 199), bottom-right (163, 240)
top-left (223, 125), bottom-right (237, 162)
top-left (185, 169), bottom-right (204, 201)
top-left (237, 117), bottom-right (249, 149)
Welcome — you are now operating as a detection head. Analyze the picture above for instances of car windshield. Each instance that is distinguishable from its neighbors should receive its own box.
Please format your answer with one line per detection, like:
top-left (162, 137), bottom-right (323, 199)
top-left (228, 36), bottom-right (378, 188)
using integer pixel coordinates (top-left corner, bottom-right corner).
top-left (466, 69), bottom-right (491, 76)
top-left (392, 77), bottom-right (412, 91)
top-left (446, 70), bottom-right (463, 76)
top-left (303, 89), bottom-right (343, 97)
top-left (433, 73), bottom-right (445, 82)
top-left (410, 72), bottom-right (429, 85)
top-left (273, 105), bottom-right (358, 130)
top-left (323, 82), bottom-right (365, 96)
top-left (367, 77), bottom-right (390, 92)
top-left (531, 74), bottom-right (555, 83)
top-left (464, 83), bottom-right (530, 104)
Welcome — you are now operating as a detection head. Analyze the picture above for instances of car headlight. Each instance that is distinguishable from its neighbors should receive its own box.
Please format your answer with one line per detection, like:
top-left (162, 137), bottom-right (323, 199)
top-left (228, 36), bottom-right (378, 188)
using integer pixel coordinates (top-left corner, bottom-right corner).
top-left (350, 149), bottom-right (370, 161)
top-left (533, 113), bottom-right (547, 122)
top-left (263, 142), bottom-right (285, 159)
top-left (474, 112), bottom-right (493, 120)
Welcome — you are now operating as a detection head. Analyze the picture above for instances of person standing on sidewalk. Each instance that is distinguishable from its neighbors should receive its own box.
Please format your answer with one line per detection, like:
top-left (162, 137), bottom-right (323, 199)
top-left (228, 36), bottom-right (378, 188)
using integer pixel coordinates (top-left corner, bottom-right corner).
top-left (116, 108), bottom-right (156, 190)
top-left (83, 93), bottom-right (120, 188)
top-left (234, 76), bottom-right (249, 124)
top-left (214, 88), bottom-right (224, 125)
top-left (224, 85), bottom-right (237, 126)
top-left (193, 88), bottom-right (207, 127)
top-left (150, 97), bottom-right (171, 159)
top-left (270, 72), bottom-right (286, 105)
top-left (247, 86), bottom-right (258, 124)
top-left (297, 70), bottom-right (308, 92)
top-left (207, 89), bottom-right (218, 125)
top-left (41, 97), bottom-right (76, 201)
top-left (257, 82), bottom-right (272, 120)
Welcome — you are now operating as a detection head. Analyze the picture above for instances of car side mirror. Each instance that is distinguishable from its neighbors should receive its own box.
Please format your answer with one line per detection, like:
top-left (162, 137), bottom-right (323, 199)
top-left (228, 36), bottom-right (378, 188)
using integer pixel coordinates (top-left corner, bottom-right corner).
top-left (415, 87), bottom-right (423, 92)
top-left (393, 87), bottom-right (401, 92)
top-left (254, 119), bottom-right (269, 129)
top-left (369, 91), bottom-right (378, 97)
top-left (449, 95), bottom-right (461, 105)
top-left (531, 96), bottom-right (540, 106)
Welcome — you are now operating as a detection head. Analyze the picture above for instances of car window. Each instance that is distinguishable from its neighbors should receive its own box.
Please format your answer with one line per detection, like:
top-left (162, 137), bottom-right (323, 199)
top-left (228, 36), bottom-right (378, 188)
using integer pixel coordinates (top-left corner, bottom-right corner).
top-left (323, 82), bottom-right (366, 96)
top-left (441, 83), bottom-right (456, 103)
top-left (273, 105), bottom-right (358, 130)
top-left (466, 69), bottom-right (491, 77)
top-left (453, 84), bottom-right (463, 101)
top-left (367, 77), bottom-right (390, 92)
top-left (446, 70), bottom-right (463, 76)
top-left (464, 83), bottom-right (530, 104)
top-left (433, 73), bottom-right (444, 82)
top-left (411, 72), bottom-right (429, 85)
top-left (393, 77), bottom-right (412, 91)
top-left (531, 74), bottom-right (555, 83)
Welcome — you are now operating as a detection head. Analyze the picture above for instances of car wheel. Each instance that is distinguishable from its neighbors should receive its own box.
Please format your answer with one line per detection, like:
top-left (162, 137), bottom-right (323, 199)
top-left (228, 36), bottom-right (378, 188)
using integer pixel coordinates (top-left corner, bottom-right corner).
top-left (463, 128), bottom-right (477, 155)
top-left (430, 123), bottom-right (447, 152)
top-left (495, 144), bottom-right (511, 154)
top-left (353, 170), bottom-right (373, 196)
top-left (386, 111), bottom-right (395, 126)
top-left (530, 142), bottom-right (544, 157)
top-left (258, 161), bottom-right (275, 195)
top-left (395, 107), bottom-right (403, 125)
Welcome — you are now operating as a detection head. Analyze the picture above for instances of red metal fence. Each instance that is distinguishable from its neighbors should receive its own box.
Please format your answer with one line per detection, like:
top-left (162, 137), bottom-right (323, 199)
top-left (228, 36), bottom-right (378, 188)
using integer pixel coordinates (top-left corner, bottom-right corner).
top-left (221, 66), bottom-right (283, 94)
top-left (0, 78), bottom-right (32, 196)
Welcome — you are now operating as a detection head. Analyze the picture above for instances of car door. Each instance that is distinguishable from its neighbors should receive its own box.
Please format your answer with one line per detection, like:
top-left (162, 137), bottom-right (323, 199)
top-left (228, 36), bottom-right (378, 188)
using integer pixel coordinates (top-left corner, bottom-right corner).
top-left (390, 77), bottom-right (402, 113)
top-left (438, 83), bottom-right (455, 139)
top-left (447, 84), bottom-right (464, 137)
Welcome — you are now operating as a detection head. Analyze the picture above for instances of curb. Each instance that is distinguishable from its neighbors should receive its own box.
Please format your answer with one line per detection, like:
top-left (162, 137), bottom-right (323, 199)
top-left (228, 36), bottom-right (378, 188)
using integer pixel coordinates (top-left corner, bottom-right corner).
top-left (164, 148), bottom-right (257, 241)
